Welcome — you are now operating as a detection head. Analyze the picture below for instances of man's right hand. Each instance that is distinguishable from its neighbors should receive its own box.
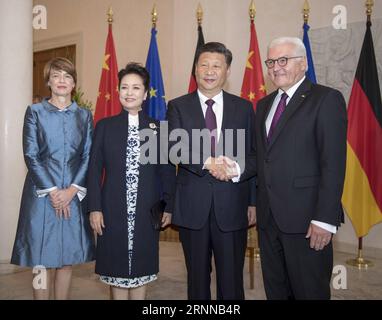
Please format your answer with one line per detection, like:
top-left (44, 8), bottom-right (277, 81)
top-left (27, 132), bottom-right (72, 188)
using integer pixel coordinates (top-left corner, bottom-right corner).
top-left (90, 211), bottom-right (105, 236)
top-left (205, 156), bottom-right (238, 181)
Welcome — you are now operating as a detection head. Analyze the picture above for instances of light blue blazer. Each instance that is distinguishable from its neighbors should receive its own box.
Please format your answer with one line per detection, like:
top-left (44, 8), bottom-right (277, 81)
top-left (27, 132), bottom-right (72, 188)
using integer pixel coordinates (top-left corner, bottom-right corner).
top-left (11, 99), bottom-right (94, 268)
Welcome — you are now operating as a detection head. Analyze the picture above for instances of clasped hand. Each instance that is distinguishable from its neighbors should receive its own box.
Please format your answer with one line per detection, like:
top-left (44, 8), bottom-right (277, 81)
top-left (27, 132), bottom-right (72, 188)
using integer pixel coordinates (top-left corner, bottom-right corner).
top-left (205, 156), bottom-right (238, 182)
top-left (49, 186), bottom-right (78, 219)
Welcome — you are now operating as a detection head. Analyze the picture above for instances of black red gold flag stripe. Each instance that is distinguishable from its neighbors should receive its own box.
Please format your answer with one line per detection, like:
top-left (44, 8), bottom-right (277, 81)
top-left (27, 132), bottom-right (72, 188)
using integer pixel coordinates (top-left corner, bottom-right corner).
top-left (188, 25), bottom-right (205, 93)
top-left (342, 21), bottom-right (382, 237)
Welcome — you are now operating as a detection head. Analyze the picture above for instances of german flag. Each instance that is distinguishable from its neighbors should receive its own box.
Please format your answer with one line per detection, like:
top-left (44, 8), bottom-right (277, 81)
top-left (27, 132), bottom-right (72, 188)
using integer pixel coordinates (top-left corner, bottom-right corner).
top-left (342, 20), bottom-right (382, 237)
top-left (188, 24), bottom-right (205, 93)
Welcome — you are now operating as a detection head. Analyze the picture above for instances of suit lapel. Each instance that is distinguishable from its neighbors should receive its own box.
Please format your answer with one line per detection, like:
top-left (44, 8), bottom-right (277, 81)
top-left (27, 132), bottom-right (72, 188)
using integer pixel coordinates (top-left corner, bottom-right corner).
top-left (267, 78), bottom-right (312, 150)
top-left (260, 91), bottom-right (278, 148)
top-left (138, 110), bottom-right (150, 131)
top-left (218, 91), bottom-right (237, 155)
top-left (221, 91), bottom-right (236, 131)
top-left (138, 110), bottom-right (157, 150)
top-left (116, 109), bottom-right (129, 143)
top-left (188, 92), bottom-right (206, 131)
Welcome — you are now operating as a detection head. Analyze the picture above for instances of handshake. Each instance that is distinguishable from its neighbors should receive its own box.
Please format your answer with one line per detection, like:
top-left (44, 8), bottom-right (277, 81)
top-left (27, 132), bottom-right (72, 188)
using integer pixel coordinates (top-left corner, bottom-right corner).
top-left (204, 156), bottom-right (239, 182)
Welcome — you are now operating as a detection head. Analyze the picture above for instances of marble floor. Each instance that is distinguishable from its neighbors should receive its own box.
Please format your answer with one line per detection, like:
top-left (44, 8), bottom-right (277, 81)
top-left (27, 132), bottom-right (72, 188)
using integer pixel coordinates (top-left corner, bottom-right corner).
top-left (0, 241), bottom-right (381, 300)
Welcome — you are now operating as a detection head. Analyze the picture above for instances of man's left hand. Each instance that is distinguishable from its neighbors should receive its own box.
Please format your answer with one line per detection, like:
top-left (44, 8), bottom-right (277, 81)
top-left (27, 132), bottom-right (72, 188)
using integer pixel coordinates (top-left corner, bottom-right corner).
top-left (248, 206), bottom-right (257, 227)
top-left (209, 156), bottom-right (238, 181)
top-left (161, 212), bottom-right (172, 228)
top-left (306, 223), bottom-right (332, 251)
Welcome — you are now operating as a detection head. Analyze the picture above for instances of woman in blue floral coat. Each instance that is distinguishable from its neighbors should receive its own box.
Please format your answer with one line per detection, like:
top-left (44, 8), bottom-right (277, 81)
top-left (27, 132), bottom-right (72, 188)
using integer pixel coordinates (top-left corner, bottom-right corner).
top-left (87, 63), bottom-right (175, 300)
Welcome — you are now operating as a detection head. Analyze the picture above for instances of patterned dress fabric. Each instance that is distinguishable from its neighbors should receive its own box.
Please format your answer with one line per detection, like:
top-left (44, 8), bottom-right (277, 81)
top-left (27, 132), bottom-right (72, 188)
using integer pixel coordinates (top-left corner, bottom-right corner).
top-left (100, 114), bottom-right (156, 288)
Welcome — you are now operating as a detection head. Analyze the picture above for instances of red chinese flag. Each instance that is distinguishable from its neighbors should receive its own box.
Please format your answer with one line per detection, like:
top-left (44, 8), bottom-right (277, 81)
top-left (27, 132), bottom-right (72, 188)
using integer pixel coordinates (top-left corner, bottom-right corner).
top-left (342, 20), bottom-right (382, 237)
top-left (241, 20), bottom-right (266, 110)
top-left (94, 24), bottom-right (120, 125)
top-left (188, 25), bottom-right (205, 93)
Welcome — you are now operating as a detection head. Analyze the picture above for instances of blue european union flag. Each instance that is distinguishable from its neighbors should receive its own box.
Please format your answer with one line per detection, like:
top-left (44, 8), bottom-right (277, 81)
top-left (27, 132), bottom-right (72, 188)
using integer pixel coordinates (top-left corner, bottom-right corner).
top-left (303, 23), bottom-right (317, 84)
top-left (144, 27), bottom-right (166, 120)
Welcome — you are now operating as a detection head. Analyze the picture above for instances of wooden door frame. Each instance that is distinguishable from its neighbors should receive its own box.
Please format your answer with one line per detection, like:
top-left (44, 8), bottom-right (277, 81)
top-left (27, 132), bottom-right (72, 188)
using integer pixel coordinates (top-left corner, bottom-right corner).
top-left (33, 32), bottom-right (83, 87)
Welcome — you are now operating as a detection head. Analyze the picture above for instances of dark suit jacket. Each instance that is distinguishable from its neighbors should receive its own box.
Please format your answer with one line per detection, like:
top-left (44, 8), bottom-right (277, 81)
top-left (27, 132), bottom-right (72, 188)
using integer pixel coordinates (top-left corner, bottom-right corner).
top-left (167, 91), bottom-right (256, 232)
top-left (255, 78), bottom-right (347, 233)
top-left (87, 110), bottom-right (175, 278)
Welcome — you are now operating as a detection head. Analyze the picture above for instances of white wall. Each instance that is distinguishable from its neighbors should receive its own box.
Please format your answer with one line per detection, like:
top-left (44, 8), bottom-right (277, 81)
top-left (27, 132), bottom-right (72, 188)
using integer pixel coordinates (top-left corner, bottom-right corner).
top-left (0, 0), bottom-right (33, 262)
top-left (30, 0), bottom-right (382, 256)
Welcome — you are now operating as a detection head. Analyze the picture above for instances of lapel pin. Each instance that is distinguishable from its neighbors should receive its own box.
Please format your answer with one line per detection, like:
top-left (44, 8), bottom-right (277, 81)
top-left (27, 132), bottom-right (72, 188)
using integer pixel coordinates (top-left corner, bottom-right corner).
top-left (301, 94), bottom-right (306, 98)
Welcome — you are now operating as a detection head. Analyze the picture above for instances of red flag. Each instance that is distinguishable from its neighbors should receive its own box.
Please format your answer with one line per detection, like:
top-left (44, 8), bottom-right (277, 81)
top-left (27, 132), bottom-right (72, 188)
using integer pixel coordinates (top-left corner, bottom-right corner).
top-left (342, 20), bottom-right (382, 237)
top-left (94, 24), bottom-right (120, 125)
top-left (241, 20), bottom-right (266, 110)
top-left (188, 25), bottom-right (205, 93)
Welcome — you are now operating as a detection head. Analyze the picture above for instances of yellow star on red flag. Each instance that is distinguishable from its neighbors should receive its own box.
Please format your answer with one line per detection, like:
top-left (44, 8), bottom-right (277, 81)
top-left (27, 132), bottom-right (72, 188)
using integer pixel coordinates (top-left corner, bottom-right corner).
top-left (103, 54), bottom-right (110, 71)
top-left (246, 51), bottom-right (254, 70)
top-left (240, 21), bottom-right (266, 110)
top-left (94, 24), bottom-right (121, 125)
top-left (248, 92), bottom-right (256, 101)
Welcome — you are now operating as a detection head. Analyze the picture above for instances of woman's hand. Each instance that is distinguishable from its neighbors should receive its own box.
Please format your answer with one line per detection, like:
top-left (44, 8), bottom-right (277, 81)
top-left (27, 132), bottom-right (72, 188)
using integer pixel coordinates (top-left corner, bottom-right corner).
top-left (50, 186), bottom-right (78, 219)
top-left (161, 212), bottom-right (172, 228)
top-left (90, 211), bottom-right (105, 236)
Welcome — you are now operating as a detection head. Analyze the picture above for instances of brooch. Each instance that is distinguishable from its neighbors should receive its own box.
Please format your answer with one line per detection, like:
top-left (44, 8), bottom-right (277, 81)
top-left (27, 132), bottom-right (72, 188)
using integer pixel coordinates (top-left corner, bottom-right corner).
top-left (149, 122), bottom-right (158, 135)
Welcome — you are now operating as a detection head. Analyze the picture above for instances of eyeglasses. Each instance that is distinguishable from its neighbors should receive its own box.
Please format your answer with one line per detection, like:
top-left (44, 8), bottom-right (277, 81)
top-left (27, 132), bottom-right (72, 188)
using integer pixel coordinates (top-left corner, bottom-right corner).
top-left (264, 56), bottom-right (303, 69)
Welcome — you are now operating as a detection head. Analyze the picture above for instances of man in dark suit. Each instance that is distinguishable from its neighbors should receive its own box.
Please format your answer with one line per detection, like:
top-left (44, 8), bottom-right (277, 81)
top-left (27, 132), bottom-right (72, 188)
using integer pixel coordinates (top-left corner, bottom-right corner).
top-left (167, 42), bottom-right (256, 300)
top-left (255, 37), bottom-right (347, 299)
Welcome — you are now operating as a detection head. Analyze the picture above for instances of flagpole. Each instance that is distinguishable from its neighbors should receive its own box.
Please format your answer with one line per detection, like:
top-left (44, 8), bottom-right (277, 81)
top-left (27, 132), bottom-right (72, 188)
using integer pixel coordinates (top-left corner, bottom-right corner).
top-left (152, 4), bottom-right (157, 29)
top-left (366, 0), bottom-right (373, 22)
top-left (106, 8), bottom-right (117, 301)
top-left (247, 0), bottom-right (260, 263)
top-left (249, 0), bottom-right (255, 22)
top-left (345, 0), bottom-right (375, 270)
top-left (302, 0), bottom-right (309, 24)
top-left (197, 3), bottom-right (203, 26)
top-left (107, 6), bottom-right (113, 24)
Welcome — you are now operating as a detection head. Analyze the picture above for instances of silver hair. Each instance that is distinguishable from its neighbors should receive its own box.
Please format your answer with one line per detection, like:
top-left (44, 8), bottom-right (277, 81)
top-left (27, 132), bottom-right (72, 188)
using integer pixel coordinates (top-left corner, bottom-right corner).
top-left (268, 37), bottom-right (308, 71)
top-left (268, 37), bottom-right (307, 57)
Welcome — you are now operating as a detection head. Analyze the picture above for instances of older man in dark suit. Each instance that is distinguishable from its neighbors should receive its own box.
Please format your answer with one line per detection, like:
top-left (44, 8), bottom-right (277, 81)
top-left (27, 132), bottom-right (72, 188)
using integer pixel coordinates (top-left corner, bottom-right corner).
top-left (167, 42), bottom-right (256, 300)
top-left (255, 37), bottom-right (347, 299)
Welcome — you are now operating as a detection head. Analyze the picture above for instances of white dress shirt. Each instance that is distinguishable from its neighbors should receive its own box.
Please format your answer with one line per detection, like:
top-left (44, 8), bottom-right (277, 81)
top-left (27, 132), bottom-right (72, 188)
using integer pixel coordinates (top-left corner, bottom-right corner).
top-left (198, 90), bottom-right (241, 182)
top-left (265, 76), bottom-right (336, 234)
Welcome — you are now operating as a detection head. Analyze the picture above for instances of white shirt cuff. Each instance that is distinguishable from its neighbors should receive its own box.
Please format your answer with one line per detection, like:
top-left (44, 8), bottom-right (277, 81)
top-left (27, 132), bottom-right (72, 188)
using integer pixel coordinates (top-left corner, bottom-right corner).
top-left (71, 184), bottom-right (87, 202)
top-left (311, 220), bottom-right (337, 234)
top-left (231, 162), bottom-right (241, 183)
top-left (36, 186), bottom-right (57, 197)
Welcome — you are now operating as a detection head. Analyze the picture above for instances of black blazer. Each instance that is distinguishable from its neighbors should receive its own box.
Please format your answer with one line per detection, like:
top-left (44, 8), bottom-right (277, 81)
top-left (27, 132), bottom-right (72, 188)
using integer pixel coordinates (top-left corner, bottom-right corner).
top-left (167, 91), bottom-right (256, 232)
top-left (87, 110), bottom-right (175, 278)
top-left (255, 78), bottom-right (347, 233)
